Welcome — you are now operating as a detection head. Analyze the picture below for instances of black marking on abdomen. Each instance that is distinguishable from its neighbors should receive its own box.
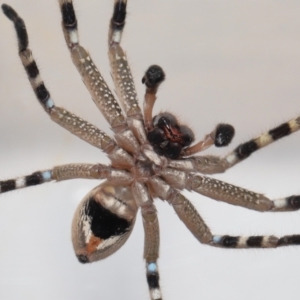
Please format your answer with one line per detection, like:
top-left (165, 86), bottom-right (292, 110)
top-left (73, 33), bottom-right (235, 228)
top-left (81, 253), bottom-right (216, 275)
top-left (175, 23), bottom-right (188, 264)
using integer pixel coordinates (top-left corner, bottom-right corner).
top-left (85, 197), bottom-right (131, 240)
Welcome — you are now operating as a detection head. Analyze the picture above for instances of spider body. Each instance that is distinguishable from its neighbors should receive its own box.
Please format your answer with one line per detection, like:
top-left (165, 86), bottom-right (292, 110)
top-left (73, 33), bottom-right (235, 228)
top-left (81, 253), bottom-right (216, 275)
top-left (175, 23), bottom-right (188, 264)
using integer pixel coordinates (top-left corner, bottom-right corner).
top-left (1, 1), bottom-right (300, 300)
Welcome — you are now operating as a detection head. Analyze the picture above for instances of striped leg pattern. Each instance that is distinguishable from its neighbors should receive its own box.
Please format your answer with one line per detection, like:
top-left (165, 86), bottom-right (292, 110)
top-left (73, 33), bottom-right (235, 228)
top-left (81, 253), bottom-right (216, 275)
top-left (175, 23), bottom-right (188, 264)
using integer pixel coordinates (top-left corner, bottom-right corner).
top-left (108, 0), bottom-right (150, 145)
top-left (225, 117), bottom-right (300, 168)
top-left (108, 0), bottom-right (142, 120)
top-left (212, 234), bottom-right (300, 249)
top-left (58, 0), bottom-right (146, 153)
top-left (2, 1), bottom-right (300, 299)
top-left (0, 170), bottom-right (52, 194)
top-left (0, 163), bottom-right (133, 194)
top-left (1, 4), bottom-right (116, 153)
top-left (179, 117), bottom-right (300, 175)
top-left (109, 4), bottom-right (162, 298)
top-left (58, 0), bottom-right (127, 132)
top-left (168, 192), bottom-right (300, 249)
top-left (141, 201), bottom-right (162, 300)
top-left (146, 262), bottom-right (162, 300)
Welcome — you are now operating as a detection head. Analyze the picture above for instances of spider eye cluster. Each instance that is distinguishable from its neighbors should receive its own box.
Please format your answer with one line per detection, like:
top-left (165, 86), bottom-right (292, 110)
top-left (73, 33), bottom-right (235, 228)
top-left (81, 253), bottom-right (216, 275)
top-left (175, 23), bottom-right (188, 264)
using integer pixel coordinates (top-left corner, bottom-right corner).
top-left (147, 112), bottom-right (194, 159)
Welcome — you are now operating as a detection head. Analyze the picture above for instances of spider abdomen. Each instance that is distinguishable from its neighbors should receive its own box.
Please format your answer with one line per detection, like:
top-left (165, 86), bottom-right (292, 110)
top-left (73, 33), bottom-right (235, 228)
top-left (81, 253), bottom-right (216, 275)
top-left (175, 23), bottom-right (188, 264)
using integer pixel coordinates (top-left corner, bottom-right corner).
top-left (71, 183), bottom-right (137, 263)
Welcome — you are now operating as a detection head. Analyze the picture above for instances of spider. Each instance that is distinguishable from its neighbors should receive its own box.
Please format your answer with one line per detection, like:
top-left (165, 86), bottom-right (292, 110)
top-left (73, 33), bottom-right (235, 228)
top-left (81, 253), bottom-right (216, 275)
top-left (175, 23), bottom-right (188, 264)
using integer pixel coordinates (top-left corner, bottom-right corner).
top-left (1, 0), bottom-right (300, 299)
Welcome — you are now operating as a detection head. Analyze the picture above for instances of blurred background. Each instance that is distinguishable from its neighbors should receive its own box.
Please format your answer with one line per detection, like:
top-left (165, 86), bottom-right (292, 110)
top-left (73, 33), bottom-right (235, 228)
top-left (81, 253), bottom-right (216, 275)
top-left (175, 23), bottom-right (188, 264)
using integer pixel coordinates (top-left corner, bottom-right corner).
top-left (1, 0), bottom-right (300, 299)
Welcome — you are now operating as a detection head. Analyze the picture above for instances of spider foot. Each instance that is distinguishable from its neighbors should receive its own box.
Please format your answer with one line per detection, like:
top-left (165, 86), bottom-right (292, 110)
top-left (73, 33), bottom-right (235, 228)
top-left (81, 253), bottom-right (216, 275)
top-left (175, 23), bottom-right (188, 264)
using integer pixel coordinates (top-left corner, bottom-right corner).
top-left (2, 4), bottom-right (28, 52)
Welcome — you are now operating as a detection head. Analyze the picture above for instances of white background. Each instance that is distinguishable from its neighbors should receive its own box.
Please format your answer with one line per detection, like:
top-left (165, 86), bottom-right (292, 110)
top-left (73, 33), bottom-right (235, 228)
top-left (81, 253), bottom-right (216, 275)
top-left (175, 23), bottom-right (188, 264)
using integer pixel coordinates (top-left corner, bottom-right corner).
top-left (1, 0), bottom-right (300, 299)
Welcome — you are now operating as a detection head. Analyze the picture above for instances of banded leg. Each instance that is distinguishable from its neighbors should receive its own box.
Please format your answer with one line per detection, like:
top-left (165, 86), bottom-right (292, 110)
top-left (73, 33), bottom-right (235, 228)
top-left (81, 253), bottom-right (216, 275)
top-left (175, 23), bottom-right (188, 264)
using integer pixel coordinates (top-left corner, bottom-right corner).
top-left (108, 0), bottom-right (141, 120)
top-left (108, 0), bottom-right (151, 145)
top-left (141, 202), bottom-right (162, 300)
top-left (211, 234), bottom-right (300, 248)
top-left (0, 163), bottom-right (133, 194)
top-left (168, 191), bottom-right (300, 250)
top-left (0, 170), bottom-right (52, 194)
top-left (130, 182), bottom-right (162, 300)
top-left (58, 0), bottom-right (126, 131)
top-left (177, 117), bottom-right (300, 174)
top-left (224, 117), bottom-right (300, 168)
top-left (1, 5), bottom-right (116, 153)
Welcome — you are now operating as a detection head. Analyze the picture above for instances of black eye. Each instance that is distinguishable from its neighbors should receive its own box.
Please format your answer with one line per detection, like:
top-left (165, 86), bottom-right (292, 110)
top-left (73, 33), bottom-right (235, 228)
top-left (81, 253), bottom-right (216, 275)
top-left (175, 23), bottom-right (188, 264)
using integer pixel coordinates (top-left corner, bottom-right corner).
top-left (180, 125), bottom-right (195, 147)
top-left (153, 113), bottom-right (178, 129)
top-left (147, 128), bottom-right (166, 144)
top-left (164, 142), bottom-right (182, 159)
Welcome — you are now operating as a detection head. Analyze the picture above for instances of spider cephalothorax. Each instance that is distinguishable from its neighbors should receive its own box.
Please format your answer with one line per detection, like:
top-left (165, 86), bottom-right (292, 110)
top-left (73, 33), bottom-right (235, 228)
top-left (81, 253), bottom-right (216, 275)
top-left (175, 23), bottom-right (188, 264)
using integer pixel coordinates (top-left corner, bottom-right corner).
top-left (1, 1), bottom-right (300, 300)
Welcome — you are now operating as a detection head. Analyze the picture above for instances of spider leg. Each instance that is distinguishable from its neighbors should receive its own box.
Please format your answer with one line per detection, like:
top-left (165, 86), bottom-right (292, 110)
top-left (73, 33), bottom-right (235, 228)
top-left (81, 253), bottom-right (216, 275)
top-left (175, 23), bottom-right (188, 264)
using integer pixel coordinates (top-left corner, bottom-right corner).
top-left (183, 123), bottom-right (235, 156)
top-left (59, 0), bottom-right (144, 155)
top-left (1, 4), bottom-right (115, 153)
top-left (58, 0), bottom-right (127, 132)
top-left (0, 163), bottom-right (133, 194)
top-left (168, 191), bottom-right (300, 249)
top-left (108, 0), bottom-right (150, 145)
top-left (168, 154), bottom-right (229, 174)
top-left (173, 117), bottom-right (300, 174)
top-left (132, 182), bottom-right (162, 300)
top-left (108, 0), bottom-right (141, 119)
top-left (142, 204), bottom-right (162, 300)
top-left (160, 167), bottom-right (300, 212)
top-left (224, 117), bottom-right (300, 168)
top-left (142, 65), bottom-right (166, 131)
top-left (211, 234), bottom-right (300, 249)
top-left (188, 174), bottom-right (300, 212)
